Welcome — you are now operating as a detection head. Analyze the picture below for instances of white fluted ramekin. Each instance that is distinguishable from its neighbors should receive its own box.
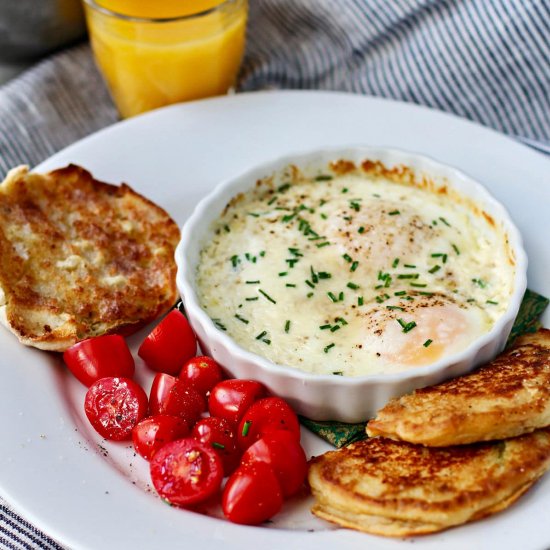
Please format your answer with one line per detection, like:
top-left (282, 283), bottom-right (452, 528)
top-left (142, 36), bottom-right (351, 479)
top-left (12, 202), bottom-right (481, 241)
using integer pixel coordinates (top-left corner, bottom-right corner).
top-left (176, 147), bottom-right (527, 422)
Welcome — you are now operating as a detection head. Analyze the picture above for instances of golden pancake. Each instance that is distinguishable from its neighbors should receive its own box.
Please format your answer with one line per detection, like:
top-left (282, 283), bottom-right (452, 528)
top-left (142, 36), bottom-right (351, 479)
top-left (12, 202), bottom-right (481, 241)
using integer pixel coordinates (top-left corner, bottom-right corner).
top-left (0, 165), bottom-right (180, 351)
top-left (367, 329), bottom-right (550, 446)
top-left (308, 430), bottom-right (550, 536)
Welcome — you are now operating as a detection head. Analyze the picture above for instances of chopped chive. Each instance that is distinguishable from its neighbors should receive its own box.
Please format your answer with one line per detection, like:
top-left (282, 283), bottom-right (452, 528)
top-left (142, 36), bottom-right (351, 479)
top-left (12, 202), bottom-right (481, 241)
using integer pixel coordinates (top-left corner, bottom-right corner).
top-left (224, 224), bottom-right (230, 233)
top-left (342, 215), bottom-right (352, 222)
top-left (392, 258), bottom-right (400, 268)
top-left (349, 200), bottom-right (361, 212)
top-left (388, 210), bottom-right (400, 215)
top-left (318, 271), bottom-right (332, 279)
top-left (320, 213), bottom-right (328, 220)
top-left (351, 261), bottom-right (359, 272)
top-left (247, 212), bottom-right (260, 218)
top-left (246, 280), bottom-right (260, 284)
top-left (288, 247), bottom-right (302, 257)
top-left (338, 291), bottom-right (344, 301)
top-left (342, 187), bottom-right (349, 193)
top-left (404, 264), bottom-right (417, 269)
top-left (305, 280), bottom-right (316, 289)
top-left (278, 183), bottom-right (291, 193)
top-left (410, 282), bottom-right (427, 288)
top-left (346, 282), bottom-right (359, 290)
top-left (310, 266), bottom-right (319, 283)
top-left (245, 297), bottom-right (259, 301)
top-left (419, 291), bottom-right (434, 296)
top-left (212, 442), bottom-right (225, 450)
top-left (256, 330), bottom-right (267, 340)
top-left (374, 284), bottom-right (383, 289)
top-left (472, 278), bottom-right (487, 288)
top-left (467, 298), bottom-right (476, 303)
top-left (241, 421), bottom-right (252, 436)
top-left (315, 174), bottom-right (333, 181)
top-left (330, 325), bottom-right (340, 332)
top-left (358, 226), bottom-right (365, 234)
top-left (439, 217), bottom-right (451, 226)
top-left (387, 305), bottom-right (405, 311)
top-left (428, 265), bottom-right (441, 274)
top-left (332, 371), bottom-right (343, 376)
top-left (230, 255), bottom-right (240, 268)
top-left (397, 274), bottom-right (419, 279)
top-left (281, 213), bottom-right (297, 223)
top-left (324, 343), bottom-right (335, 353)
top-left (267, 196), bottom-right (277, 205)
top-left (423, 339), bottom-right (433, 347)
top-left (486, 300), bottom-right (499, 305)
top-left (335, 317), bottom-right (348, 325)
top-left (262, 339), bottom-right (271, 345)
top-left (212, 319), bottom-right (227, 331)
top-left (316, 241), bottom-right (331, 248)
top-left (286, 259), bottom-right (299, 268)
top-left (452, 244), bottom-right (460, 255)
top-left (384, 276), bottom-right (392, 288)
top-left (259, 250), bottom-right (266, 257)
top-left (394, 291), bottom-right (407, 296)
top-left (342, 253), bottom-right (353, 263)
top-left (285, 283), bottom-right (297, 288)
top-left (431, 253), bottom-right (448, 263)
top-left (284, 320), bottom-right (291, 333)
top-left (358, 296), bottom-right (364, 306)
top-left (307, 292), bottom-right (314, 298)
top-left (319, 324), bottom-right (331, 330)
top-left (278, 272), bottom-right (288, 277)
top-left (235, 314), bottom-right (249, 324)
top-left (327, 292), bottom-right (338, 302)
top-left (397, 318), bottom-right (417, 333)
top-left (259, 289), bottom-right (277, 304)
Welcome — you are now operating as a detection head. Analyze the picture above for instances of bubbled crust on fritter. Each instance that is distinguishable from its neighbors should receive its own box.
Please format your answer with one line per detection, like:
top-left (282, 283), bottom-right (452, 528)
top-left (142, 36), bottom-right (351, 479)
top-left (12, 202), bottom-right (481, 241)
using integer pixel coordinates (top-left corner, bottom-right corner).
top-left (0, 165), bottom-right (180, 351)
top-left (308, 430), bottom-right (550, 534)
top-left (367, 329), bottom-right (550, 446)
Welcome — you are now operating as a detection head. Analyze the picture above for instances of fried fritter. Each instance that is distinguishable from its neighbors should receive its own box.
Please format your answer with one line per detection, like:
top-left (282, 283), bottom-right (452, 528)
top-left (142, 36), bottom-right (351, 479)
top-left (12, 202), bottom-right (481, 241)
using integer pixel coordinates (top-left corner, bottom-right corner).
top-left (308, 430), bottom-right (550, 536)
top-left (0, 165), bottom-right (180, 351)
top-left (367, 329), bottom-right (550, 446)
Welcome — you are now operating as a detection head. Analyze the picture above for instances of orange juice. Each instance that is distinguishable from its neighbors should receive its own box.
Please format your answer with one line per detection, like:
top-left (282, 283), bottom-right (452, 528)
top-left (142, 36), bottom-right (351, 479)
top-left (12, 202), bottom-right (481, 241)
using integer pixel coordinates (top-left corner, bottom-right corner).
top-left (83, 0), bottom-right (248, 118)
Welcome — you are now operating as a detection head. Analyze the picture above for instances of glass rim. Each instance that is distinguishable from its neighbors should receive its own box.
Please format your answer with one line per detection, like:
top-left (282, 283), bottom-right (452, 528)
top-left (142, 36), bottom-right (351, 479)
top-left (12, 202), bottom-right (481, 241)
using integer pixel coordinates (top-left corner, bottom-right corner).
top-left (82, 0), bottom-right (240, 23)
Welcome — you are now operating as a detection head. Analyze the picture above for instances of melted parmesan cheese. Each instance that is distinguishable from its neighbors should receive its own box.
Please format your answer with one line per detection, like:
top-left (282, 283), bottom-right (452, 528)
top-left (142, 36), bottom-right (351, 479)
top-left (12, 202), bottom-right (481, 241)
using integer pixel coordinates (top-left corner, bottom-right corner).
top-left (196, 168), bottom-right (515, 376)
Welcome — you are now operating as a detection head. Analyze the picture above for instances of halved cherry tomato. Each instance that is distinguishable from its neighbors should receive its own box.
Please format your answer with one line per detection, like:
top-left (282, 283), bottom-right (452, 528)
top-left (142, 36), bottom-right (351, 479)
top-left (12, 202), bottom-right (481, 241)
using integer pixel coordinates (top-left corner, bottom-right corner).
top-left (241, 430), bottom-right (307, 497)
top-left (208, 379), bottom-right (265, 425)
top-left (237, 397), bottom-right (300, 450)
top-left (150, 438), bottom-right (223, 507)
top-left (179, 356), bottom-right (223, 396)
top-left (222, 462), bottom-right (283, 525)
top-left (192, 417), bottom-right (240, 475)
top-left (149, 373), bottom-right (205, 426)
top-left (132, 415), bottom-right (190, 461)
top-left (138, 310), bottom-right (197, 375)
top-left (63, 335), bottom-right (134, 387)
top-left (84, 377), bottom-right (148, 441)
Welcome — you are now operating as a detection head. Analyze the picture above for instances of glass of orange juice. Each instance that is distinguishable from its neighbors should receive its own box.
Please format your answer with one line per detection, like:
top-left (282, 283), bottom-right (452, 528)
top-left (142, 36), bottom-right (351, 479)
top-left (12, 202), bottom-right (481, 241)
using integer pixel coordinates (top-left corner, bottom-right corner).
top-left (82, 0), bottom-right (248, 118)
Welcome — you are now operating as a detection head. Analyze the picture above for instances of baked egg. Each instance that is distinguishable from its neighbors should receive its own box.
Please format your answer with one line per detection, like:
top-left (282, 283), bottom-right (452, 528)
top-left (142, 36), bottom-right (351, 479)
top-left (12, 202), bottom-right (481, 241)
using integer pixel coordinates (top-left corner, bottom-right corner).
top-left (195, 159), bottom-right (516, 377)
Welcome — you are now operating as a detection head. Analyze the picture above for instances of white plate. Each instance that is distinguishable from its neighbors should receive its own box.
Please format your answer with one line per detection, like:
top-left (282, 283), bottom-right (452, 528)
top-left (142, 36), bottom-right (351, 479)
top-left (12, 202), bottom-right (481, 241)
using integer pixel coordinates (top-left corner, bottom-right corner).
top-left (1, 91), bottom-right (549, 550)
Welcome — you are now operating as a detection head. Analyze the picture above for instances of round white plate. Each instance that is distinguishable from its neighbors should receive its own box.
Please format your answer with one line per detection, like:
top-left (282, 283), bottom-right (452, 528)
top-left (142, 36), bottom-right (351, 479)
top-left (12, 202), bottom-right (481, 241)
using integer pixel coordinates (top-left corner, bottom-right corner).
top-left (1, 91), bottom-right (549, 550)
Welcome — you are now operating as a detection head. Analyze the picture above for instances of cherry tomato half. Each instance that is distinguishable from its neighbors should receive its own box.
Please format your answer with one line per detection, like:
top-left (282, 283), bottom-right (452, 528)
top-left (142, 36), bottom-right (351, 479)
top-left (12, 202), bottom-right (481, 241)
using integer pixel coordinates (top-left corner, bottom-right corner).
top-left (132, 415), bottom-right (190, 461)
top-left (150, 438), bottom-right (223, 507)
top-left (237, 397), bottom-right (300, 450)
top-left (63, 334), bottom-right (134, 387)
top-left (208, 379), bottom-right (265, 425)
top-left (138, 310), bottom-right (197, 375)
top-left (84, 377), bottom-right (148, 441)
top-left (241, 430), bottom-right (307, 497)
top-left (192, 417), bottom-right (241, 475)
top-left (222, 462), bottom-right (283, 525)
top-left (179, 356), bottom-right (223, 396)
top-left (149, 373), bottom-right (205, 426)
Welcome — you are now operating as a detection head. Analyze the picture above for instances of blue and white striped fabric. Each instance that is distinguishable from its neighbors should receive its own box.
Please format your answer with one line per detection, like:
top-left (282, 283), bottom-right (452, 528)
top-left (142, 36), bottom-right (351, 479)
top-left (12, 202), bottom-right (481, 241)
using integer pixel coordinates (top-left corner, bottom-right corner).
top-left (0, 0), bottom-right (548, 547)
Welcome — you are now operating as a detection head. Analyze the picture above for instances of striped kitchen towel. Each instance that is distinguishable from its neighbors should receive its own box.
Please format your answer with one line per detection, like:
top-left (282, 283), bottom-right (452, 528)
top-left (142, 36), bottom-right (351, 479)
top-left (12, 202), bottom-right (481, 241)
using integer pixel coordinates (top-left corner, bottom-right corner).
top-left (0, 0), bottom-right (548, 548)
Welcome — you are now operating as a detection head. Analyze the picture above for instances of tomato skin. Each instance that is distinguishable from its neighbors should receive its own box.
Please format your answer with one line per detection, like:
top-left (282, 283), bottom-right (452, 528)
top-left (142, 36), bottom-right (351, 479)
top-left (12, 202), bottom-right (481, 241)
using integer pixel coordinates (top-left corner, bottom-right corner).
top-left (150, 438), bottom-right (223, 507)
top-left (63, 335), bottom-right (135, 387)
top-left (241, 430), bottom-right (307, 497)
top-left (222, 462), bottom-right (283, 525)
top-left (237, 397), bottom-right (300, 450)
top-left (132, 415), bottom-right (190, 461)
top-left (192, 417), bottom-right (241, 475)
top-left (138, 310), bottom-right (197, 375)
top-left (208, 379), bottom-right (265, 425)
top-left (84, 377), bottom-right (148, 441)
top-left (179, 356), bottom-right (223, 396)
top-left (149, 373), bottom-right (205, 426)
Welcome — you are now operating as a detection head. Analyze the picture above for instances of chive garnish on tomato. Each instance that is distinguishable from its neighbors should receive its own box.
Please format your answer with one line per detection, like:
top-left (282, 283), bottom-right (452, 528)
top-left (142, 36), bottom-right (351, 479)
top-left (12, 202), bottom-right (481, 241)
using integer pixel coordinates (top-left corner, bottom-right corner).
top-left (241, 421), bottom-right (252, 436)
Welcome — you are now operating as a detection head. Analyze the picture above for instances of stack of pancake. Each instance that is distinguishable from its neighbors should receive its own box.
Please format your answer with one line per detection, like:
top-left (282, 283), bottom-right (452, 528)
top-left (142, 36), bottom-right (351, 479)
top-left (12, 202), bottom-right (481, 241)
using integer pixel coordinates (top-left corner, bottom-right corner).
top-left (308, 329), bottom-right (550, 536)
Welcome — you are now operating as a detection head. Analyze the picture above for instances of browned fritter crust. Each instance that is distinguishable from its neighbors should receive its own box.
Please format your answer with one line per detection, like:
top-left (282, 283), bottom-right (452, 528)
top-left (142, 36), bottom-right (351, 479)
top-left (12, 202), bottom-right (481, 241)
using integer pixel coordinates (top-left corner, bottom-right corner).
top-left (0, 165), bottom-right (180, 351)
top-left (366, 329), bottom-right (550, 446)
top-left (308, 429), bottom-right (550, 535)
